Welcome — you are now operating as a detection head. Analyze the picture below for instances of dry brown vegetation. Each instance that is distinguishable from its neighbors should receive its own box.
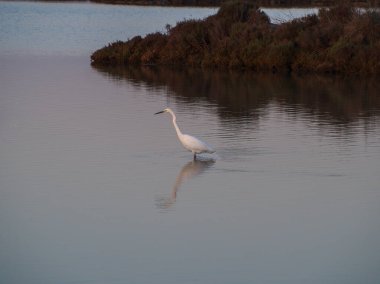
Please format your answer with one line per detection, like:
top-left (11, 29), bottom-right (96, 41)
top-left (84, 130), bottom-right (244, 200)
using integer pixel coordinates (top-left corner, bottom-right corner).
top-left (89, 0), bottom-right (380, 7)
top-left (91, 0), bottom-right (380, 75)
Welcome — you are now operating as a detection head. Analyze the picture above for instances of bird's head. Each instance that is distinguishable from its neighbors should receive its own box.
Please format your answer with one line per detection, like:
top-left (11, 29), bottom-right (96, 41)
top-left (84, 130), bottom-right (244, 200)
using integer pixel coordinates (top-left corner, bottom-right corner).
top-left (154, 108), bottom-right (171, 115)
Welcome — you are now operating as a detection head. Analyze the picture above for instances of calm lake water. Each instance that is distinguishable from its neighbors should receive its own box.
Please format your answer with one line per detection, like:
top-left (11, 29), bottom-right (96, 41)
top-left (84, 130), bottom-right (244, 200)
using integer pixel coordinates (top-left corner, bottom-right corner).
top-left (1, 2), bottom-right (380, 284)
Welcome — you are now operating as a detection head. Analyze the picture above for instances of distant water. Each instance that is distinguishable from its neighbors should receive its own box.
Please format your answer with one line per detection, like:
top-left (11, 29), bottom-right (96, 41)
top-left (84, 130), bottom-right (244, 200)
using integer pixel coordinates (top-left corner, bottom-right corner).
top-left (1, 2), bottom-right (380, 284)
top-left (0, 1), bottom-right (319, 56)
top-left (261, 7), bottom-right (319, 23)
top-left (0, 1), bottom-right (217, 56)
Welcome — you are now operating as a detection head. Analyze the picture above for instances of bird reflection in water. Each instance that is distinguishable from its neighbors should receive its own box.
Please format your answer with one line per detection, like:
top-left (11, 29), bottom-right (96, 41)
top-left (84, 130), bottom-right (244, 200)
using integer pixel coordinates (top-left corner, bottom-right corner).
top-left (155, 158), bottom-right (215, 211)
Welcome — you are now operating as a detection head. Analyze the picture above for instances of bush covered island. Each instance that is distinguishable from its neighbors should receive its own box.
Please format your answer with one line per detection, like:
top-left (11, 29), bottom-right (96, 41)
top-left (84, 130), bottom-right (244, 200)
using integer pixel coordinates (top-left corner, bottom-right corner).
top-left (91, 1), bottom-right (380, 74)
top-left (90, 0), bottom-right (380, 7)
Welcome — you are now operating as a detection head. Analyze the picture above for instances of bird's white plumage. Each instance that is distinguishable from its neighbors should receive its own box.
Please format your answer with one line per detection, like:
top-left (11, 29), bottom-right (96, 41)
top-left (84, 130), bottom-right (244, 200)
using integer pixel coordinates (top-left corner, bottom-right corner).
top-left (155, 108), bottom-right (215, 159)
top-left (179, 134), bottom-right (214, 154)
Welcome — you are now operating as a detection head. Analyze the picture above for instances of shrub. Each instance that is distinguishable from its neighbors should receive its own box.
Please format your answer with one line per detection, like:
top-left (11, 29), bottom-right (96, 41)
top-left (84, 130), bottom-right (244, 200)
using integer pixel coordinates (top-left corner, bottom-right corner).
top-left (91, 0), bottom-right (380, 75)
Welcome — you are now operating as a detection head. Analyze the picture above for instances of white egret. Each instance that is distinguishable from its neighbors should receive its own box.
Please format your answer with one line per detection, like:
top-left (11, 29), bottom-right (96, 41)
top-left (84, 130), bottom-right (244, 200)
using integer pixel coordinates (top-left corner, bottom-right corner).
top-left (154, 108), bottom-right (215, 159)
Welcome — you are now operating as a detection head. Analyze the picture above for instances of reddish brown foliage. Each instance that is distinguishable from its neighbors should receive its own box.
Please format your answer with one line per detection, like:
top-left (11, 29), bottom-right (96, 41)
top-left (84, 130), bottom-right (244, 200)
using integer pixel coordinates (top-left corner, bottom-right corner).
top-left (91, 0), bottom-right (380, 74)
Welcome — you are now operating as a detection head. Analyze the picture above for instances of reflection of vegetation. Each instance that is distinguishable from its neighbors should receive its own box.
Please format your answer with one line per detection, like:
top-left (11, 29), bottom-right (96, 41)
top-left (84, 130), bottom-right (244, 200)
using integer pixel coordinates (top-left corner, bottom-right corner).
top-left (94, 64), bottom-right (380, 124)
top-left (91, 0), bottom-right (380, 75)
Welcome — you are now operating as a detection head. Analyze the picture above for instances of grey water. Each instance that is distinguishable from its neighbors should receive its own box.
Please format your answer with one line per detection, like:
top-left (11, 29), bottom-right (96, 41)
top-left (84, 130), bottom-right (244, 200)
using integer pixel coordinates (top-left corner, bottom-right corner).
top-left (1, 2), bottom-right (380, 284)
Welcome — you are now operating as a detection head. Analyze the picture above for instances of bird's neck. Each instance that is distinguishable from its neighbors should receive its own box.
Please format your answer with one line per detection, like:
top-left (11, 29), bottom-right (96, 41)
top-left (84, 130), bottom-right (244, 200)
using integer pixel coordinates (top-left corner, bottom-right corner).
top-left (171, 115), bottom-right (183, 137)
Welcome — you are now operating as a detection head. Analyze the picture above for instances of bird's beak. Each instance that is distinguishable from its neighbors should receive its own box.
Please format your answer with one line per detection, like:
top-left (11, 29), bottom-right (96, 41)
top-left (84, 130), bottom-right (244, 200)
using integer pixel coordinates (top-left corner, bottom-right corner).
top-left (154, 110), bottom-right (165, 115)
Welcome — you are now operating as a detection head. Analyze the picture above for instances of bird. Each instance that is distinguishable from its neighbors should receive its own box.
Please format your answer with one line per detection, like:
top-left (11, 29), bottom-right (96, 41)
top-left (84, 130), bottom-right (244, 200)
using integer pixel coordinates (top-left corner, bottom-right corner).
top-left (154, 108), bottom-right (215, 159)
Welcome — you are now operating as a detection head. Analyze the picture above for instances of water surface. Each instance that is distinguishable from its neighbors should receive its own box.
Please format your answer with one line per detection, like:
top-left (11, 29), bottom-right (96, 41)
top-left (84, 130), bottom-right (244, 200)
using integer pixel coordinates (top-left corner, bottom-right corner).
top-left (0, 1), bottom-right (217, 56)
top-left (1, 2), bottom-right (380, 284)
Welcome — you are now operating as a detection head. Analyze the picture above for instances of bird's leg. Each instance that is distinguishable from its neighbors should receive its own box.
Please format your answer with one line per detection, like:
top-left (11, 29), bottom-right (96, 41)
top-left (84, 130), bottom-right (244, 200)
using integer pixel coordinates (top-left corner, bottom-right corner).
top-left (193, 153), bottom-right (196, 160)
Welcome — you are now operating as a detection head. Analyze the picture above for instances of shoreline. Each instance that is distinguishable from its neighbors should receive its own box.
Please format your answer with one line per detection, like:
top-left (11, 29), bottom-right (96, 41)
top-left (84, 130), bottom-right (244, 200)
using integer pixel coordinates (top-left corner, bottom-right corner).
top-left (91, 1), bottom-right (380, 75)
top-left (5, 0), bottom-right (380, 7)
top-left (90, 0), bottom-right (380, 8)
